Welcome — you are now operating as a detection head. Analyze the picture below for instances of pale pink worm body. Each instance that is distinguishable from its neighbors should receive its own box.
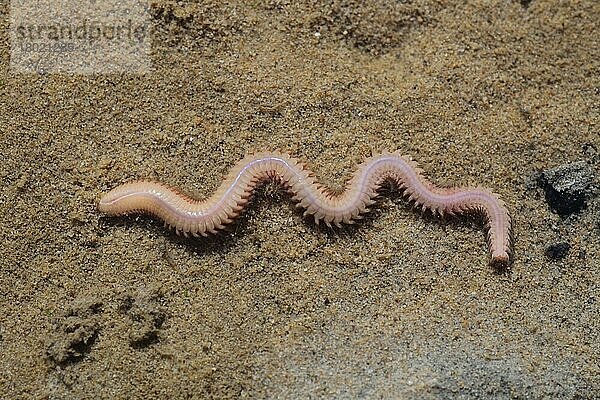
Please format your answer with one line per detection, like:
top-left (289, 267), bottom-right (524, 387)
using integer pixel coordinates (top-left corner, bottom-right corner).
top-left (98, 151), bottom-right (512, 268)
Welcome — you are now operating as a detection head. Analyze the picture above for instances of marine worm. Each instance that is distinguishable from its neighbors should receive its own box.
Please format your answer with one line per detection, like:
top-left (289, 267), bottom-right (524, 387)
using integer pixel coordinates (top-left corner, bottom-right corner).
top-left (98, 151), bottom-right (513, 268)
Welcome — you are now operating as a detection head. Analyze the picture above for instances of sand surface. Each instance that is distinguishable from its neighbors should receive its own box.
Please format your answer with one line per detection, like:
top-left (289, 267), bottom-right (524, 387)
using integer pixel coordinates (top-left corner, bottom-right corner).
top-left (1, 1), bottom-right (599, 398)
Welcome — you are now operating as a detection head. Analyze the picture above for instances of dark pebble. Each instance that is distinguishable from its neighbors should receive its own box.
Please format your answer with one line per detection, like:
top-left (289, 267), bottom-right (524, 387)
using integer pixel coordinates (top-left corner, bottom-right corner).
top-left (545, 242), bottom-right (571, 260)
top-left (537, 161), bottom-right (596, 216)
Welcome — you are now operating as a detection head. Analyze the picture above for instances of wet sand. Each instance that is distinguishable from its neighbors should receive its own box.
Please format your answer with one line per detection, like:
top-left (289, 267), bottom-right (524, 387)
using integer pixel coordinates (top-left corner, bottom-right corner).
top-left (1, 1), bottom-right (599, 398)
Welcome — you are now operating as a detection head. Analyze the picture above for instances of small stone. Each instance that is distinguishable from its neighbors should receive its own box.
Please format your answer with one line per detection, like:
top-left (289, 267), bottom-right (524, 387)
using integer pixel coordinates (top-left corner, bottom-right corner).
top-left (15, 173), bottom-right (29, 191)
top-left (538, 161), bottom-right (596, 216)
top-left (98, 157), bottom-right (112, 170)
top-left (545, 242), bottom-right (570, 260)
top-left (519, 0), bottom-right (533, 8)
top-left (69, 210), bottom-right (87, 224)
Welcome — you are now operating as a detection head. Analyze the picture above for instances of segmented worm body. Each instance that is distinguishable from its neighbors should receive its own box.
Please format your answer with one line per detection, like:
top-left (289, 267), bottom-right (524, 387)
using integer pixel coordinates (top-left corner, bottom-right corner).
top-left (99, 151), bottom-right (512, 267)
